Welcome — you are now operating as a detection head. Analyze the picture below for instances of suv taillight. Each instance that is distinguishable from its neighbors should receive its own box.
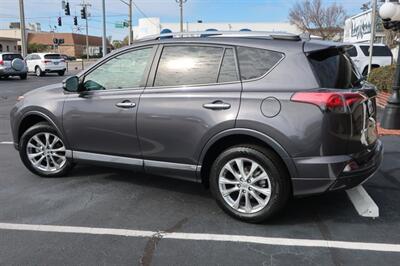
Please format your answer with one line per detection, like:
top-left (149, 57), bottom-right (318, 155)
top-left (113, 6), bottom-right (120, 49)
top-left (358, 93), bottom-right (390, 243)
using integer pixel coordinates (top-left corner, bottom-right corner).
top-left (0, 60), bottom-right (3, 65)
top-left (42, 60), bottom-right (51, 63)
top-left (291, 92), bottom-right (365, 113)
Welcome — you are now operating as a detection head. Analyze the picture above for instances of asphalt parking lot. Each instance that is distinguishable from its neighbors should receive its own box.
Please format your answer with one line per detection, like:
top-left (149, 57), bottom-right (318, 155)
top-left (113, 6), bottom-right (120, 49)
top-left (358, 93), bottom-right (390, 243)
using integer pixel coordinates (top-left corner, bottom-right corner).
top-left (0, 73), bottom-right (400, 265)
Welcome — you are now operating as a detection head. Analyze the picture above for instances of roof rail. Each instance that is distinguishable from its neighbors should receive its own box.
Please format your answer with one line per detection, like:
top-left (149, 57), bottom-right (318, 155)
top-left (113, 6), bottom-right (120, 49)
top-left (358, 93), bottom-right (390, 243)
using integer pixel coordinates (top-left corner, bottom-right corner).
top-left (138, 31), bottom-right (301, 42)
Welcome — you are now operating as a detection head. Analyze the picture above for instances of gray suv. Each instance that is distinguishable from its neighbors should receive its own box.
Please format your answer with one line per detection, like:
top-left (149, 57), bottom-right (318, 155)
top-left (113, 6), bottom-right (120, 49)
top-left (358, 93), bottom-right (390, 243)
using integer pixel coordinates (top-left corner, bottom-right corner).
top-left (10, 32), bottom-right (383, 222)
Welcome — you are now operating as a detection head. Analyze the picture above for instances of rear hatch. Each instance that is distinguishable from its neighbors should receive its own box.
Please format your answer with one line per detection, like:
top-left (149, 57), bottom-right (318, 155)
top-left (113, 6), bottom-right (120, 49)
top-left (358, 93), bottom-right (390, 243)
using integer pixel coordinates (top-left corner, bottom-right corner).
top-left (1, 54), bottom-right (24, 70)
top-left (43, 54), bottom-right (65, 67)
top-left (294, 42), bottom-right (378, 157)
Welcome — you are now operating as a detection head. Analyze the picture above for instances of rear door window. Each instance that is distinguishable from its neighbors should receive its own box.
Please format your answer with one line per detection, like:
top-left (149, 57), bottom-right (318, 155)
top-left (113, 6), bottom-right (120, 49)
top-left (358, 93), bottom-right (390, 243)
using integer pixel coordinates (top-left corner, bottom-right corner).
top-left (360, 46), bottom-right (392, 57)
top-left (44, 54), bottom-right (62, 59)
top-left (154, 45), bottom-right (224, 87)
top-left (237, 47), bottom-right (284, 80)
top-left (308, 48), bottom-right (360, 89)
top-left (2, 54), bottom-right (23, 61)
top-left (218, 48), bottom-right (239, 83)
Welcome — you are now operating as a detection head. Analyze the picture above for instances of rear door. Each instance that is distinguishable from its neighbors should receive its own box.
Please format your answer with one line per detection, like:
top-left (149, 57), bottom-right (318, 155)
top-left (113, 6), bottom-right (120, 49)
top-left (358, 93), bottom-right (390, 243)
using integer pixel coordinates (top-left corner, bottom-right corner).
top-left (137, 44), bottom-right (242, 180)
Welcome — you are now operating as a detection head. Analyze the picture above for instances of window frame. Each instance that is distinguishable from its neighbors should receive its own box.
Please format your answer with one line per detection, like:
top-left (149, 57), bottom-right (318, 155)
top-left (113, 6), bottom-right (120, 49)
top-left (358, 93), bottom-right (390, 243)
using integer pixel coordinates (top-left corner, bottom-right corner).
top-left (147, 43), bottom-right (241, 89)
top-left (236, 46), bottom-right (285, 83)
top-left (75, 45), bottom-right (157, 94)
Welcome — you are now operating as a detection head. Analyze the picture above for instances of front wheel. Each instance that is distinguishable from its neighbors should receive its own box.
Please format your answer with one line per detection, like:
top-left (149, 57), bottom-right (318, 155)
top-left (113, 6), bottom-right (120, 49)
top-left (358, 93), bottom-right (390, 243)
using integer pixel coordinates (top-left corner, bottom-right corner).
top-left (210, 145), bottom-right (291, 223)
top-left (35, 66), bottom-right (44, 77)
top-left (19, 122), bottom-right (74, 177)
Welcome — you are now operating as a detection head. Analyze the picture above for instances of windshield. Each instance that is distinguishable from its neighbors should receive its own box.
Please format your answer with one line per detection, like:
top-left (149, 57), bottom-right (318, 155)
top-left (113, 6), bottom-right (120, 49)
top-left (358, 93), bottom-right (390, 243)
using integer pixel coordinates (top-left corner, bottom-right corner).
top-left (2, 54), bottom-right (23, 61)
top-left (308, 48), bottom-right (361, 89)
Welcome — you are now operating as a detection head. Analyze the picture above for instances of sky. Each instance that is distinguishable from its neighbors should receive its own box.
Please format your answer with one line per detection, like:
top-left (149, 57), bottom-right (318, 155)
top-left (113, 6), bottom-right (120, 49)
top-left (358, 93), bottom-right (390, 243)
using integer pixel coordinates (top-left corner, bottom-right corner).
top-left (0, 0), bottom-right (368, 41)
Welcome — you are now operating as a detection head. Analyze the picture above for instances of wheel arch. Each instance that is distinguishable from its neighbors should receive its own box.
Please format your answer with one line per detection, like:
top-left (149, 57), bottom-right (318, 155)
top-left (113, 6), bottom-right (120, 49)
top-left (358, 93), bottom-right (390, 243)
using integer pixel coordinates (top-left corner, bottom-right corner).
top-left (17, 111), bottom-right (68, 148)
top-left (198, 128), bottom-right (297, 187)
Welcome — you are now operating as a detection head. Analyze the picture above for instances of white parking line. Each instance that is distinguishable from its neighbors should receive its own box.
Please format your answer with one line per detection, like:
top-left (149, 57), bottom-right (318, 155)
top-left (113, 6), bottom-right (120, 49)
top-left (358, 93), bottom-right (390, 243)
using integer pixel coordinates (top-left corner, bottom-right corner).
top-left (0, 222), bottom-right (399, 253)
top-left (0, 141), bottom-right (13, 145)
top-left (346, 185), bottom-right (379, 218)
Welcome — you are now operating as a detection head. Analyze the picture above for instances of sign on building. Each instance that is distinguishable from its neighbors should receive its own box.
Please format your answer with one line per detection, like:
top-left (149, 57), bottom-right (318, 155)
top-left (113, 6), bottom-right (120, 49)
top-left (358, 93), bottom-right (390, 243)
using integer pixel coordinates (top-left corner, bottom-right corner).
top-left (344, 10), bottom-right (372, 43)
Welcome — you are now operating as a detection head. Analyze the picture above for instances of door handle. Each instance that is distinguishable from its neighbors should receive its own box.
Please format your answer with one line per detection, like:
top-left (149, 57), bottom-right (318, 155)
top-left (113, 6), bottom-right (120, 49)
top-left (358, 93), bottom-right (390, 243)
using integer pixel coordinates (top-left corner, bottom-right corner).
top-left (116, 101), bottom-right (136, 109)
top-left (203, 101), bottom-right (231, 110)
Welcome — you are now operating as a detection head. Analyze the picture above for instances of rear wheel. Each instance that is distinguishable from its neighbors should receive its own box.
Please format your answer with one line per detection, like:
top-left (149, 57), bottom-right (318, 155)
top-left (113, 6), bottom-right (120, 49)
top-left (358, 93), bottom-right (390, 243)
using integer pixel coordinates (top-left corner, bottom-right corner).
top-left (209, 145), bottom-right (290, 223)
top-left (58, 70), bottom-right (65, 76)
top-left (19, 122), bottom-right (74, 177)
top-left (20, 73), bottom-right (27, 80)
top-left (35, 66), bottom-right (44, 77)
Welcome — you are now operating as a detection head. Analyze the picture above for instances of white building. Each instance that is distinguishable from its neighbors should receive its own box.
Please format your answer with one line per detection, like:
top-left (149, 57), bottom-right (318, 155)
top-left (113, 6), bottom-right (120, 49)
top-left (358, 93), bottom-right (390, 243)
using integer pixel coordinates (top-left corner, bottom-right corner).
top-left (132, 17), bottom-right (302, 40)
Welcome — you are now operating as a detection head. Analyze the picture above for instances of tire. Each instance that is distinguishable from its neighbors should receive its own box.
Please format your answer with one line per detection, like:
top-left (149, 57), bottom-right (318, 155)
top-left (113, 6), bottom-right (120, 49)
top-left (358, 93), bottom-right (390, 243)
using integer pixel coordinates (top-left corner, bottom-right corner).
top-left (20, 73), bottom-right (27, 80)
top-left (58, 70), bottom-right (65, 76)
top-left (35, 66), bottom-right (44, 77)
top-left (209, 145), bottom-right (291, 223)
top-left (19, 122), bottom-right (74, 177)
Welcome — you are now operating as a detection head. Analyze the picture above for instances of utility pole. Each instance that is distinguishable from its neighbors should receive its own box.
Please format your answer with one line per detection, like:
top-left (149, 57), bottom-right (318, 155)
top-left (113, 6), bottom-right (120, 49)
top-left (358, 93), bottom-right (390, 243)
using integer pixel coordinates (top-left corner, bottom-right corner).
top-left (175, 0), bottom-right (187, 32)
top-left (367, 0), bottom-right (377, 77)
top-left (102, 0), bottom-right (107, 57)
top-left (120, 0), bottom-right (133, 45)
top-left (18, 0), bottom-right (27, 57)
top-left (80, 1), bottom-right (91, 60)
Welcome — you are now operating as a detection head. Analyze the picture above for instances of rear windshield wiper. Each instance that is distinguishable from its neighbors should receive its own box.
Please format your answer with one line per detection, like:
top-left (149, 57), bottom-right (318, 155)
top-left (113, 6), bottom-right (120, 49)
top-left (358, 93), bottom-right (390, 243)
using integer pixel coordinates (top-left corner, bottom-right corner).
top-left (352, 76), bottom-right (366, 87)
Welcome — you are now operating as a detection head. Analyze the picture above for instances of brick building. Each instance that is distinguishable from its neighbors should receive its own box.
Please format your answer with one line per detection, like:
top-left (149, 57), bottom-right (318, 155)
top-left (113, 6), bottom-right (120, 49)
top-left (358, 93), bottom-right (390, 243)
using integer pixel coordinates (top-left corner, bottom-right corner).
top-left (27, 32), bottom-right (111, 57)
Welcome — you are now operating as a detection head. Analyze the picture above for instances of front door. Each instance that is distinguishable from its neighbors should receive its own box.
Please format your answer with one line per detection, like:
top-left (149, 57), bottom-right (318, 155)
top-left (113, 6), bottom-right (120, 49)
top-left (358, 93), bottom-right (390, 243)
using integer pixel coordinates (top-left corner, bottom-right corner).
top-left (63, 46), bottom-right (156, 161)
top-left (137, 44), bottom-right (242, 180)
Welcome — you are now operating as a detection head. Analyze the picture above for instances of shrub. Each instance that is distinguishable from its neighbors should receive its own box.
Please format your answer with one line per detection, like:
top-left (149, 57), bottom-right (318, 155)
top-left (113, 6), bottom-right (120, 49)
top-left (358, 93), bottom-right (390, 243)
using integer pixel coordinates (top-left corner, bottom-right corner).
top-left (367, 64), bottom-right (396, 91)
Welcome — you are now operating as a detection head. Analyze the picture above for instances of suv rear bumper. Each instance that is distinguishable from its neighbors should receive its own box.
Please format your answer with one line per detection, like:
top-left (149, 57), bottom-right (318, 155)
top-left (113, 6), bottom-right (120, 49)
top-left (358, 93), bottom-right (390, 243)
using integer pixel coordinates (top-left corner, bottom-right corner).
top-left (0, 68), bottom-right (28, 76)
top-left (291, 140), bottom-right (383, 196)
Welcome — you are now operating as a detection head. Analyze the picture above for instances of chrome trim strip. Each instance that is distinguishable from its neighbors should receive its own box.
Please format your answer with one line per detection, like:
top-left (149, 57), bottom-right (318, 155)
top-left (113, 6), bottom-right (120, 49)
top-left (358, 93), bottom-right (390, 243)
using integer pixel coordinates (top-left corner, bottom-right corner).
top-left (144, 160), bottom-right (197, 171)
top-left (72, 151), bottom-right (143, 166)
top-left (65, 150), bottom-right (73, 158)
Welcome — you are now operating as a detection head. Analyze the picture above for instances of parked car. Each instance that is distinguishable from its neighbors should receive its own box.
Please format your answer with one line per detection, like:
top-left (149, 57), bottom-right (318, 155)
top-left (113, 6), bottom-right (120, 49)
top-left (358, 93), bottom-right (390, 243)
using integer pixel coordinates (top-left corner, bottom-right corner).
top-left (25, 53), bottom-right (66, 77)
top-left (10, 32), bottom-right (383, 223)
top-left (347, 43), bottom-right (393, 75)
top-left (0, 53), bottom-right (28, 80)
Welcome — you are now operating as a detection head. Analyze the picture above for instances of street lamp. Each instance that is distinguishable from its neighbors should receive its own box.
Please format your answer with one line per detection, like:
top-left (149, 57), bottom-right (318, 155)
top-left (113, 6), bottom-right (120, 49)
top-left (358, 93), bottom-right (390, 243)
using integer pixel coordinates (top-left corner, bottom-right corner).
top-left (380, 0), bottom-right (400, 129)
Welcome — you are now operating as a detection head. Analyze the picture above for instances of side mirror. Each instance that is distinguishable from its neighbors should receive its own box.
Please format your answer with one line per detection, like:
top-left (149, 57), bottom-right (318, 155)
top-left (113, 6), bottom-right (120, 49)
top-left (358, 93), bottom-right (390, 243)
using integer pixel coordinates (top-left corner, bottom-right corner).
top-left (63, 76), bottom-right (80, 92)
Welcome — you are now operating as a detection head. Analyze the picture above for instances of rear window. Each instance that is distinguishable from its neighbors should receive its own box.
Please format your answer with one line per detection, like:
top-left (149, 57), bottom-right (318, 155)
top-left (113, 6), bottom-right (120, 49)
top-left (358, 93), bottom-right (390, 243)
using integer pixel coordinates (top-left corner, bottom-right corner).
top-left (44, 54), bottom-right (62, 59)
top-left (308, 49), bottom-right (360, 89)
top-left (2, 54), bottom-right (23, 61)
top-left (360, 46), bottom-right (392, 57)
top-left (237, 47), bottom-right (284, 80)
top-left (347, 47), bottom-right (358, 57)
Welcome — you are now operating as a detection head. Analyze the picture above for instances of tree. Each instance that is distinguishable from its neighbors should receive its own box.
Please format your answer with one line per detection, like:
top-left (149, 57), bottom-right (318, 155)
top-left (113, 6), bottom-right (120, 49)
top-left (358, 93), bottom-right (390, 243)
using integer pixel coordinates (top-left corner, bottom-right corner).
top-left (27, 43), bottom-right (49, 53)
top-left (289, 0), bottom-right (346, 40)
top-left (112, 40), bottom-right (123, 49)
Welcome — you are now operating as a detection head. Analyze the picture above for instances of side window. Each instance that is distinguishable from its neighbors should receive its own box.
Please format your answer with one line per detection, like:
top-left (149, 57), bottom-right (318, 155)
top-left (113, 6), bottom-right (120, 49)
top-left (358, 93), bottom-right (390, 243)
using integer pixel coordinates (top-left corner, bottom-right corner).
top-left (347, 47), bottom-right (358, 57)
top-left (237, 47), bottom-right (284, 80)
top-left (84, 47), bottom-right (153, 91)
top-left (218, 48), bottom-right (239, 83)
top-left (154, 45), bottom-right (224, 87)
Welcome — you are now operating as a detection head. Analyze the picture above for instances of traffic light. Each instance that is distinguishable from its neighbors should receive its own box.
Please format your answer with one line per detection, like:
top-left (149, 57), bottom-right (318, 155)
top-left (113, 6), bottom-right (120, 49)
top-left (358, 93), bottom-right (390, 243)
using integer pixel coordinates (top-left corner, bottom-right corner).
top-left (64, 2), bottom-right (70, 16)
top-left (80, 7), bottom-right (86, 19)
top-left (73, 16), bottom-right (78, 26)
top-left (57, 17), bottom-right (62, 27)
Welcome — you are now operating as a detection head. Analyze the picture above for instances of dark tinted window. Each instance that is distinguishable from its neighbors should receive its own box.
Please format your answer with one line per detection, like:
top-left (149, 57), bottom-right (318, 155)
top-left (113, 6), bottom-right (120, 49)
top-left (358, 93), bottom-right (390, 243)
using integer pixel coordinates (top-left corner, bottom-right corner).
top-left (218, 48), bottom-right (239, 83)
top-left (2, 54), bottom-right (23, 61)
top-left (308, 49), bottom-right (360, 89)
top-left (44, 54), bottom-right (62, 59)
top-left (237, 47), bottom-right (283, 80)
top-left (154, 46), bottom-right (224, 87)
top-left (347, 47), bottom-right (357, 57)
top-left (360, 46), bottom-right (392, 57)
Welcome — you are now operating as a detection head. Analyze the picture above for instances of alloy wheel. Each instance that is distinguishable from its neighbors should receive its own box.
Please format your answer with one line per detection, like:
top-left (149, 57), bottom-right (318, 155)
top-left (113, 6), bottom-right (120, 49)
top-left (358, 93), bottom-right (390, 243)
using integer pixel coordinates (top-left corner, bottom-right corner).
top-left (26, 132), bottom-right (66, 173)
top-left (218, 157), bottom-right (272, 214)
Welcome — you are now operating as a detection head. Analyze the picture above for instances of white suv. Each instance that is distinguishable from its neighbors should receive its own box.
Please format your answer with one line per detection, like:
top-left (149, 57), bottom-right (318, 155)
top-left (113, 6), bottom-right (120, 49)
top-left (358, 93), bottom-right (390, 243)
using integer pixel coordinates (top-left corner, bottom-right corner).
top-left (347, 43), bottom-right (393, 75)
top-left (26, 53), bottom-right (66, 77)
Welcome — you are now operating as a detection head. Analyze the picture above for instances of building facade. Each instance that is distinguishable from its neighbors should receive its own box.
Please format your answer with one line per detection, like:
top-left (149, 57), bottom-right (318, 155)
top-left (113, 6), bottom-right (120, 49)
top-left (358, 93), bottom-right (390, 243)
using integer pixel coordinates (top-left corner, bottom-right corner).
top-left (132, 17), bottom-right (302, 40)
top-left (0, 37), bottom-right (19, 53)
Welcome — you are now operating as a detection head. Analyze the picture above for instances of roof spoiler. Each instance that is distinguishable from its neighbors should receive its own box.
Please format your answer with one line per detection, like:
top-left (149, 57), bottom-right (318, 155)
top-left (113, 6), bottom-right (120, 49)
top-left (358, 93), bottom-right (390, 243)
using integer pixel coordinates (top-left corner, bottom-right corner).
top-left (303, 40), bottom-right (354, 54)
